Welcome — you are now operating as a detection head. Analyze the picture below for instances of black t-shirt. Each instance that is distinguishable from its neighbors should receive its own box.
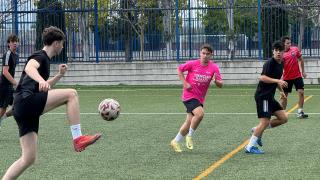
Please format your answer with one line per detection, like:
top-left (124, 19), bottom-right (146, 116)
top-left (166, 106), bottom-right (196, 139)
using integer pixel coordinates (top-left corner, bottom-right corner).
top-left (15, 50), bottom-right (50, 98)
top-left (0, 50), bottom-right (18, 85)
top-left (255, 58), bottom-right (283, 99)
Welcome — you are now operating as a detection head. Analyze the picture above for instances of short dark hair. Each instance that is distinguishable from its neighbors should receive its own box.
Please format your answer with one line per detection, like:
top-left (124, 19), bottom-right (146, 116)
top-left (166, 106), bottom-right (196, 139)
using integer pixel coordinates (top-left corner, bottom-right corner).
top-left (281, 36), bottom-right (291, 44)
top-left (200, 43), bottom-right (213, 53)
top-left (7, 34), bottom-right (19, 44)
top-left (42, 26), bottom-right (65, 46)
top-left (272, 41), bottom-right (284, 51)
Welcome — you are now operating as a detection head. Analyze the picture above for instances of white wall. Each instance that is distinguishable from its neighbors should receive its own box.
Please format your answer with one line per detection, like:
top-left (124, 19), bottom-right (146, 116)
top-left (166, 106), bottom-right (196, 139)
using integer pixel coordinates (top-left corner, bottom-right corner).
top-left (14, 59), bottom-right (320, 85)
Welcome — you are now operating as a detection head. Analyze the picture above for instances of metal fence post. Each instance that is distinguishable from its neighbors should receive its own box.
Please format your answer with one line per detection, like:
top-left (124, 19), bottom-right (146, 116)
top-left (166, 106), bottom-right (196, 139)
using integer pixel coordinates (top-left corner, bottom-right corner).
top-left (175, 0), bottom-right (180, 61)
top-left (94, 0), bottom-right (100, 63)
top-left (258, 0), bottom-right (262, 60)
top-left (188, 0), bottom-right (192, 58)
top-left (12, 0), bottom-right (18, 35)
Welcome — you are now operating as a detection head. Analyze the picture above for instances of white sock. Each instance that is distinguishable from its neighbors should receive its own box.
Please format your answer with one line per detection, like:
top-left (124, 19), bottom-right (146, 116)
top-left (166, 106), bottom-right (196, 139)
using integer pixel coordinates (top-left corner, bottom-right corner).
top-left (188, 127), bottom-right (195, 136)
top-left (246, 135), bottom-right (258, 150)
top-left (298, 108), bottom-right (303, 113)
top-left (70, 124), bottom-right (82, 139)
top-left (174, 132), bottom-right (184, 142)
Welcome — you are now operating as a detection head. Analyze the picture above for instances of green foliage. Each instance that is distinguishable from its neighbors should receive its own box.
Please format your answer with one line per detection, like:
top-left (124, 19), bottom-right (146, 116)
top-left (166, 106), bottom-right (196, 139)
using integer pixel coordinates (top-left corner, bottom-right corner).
top-left (261, 0), bottom-right (288, 59)
top-left (202, 0), bottom-right (258, 36)
top-left (35, 0), bottom-right (67, 62)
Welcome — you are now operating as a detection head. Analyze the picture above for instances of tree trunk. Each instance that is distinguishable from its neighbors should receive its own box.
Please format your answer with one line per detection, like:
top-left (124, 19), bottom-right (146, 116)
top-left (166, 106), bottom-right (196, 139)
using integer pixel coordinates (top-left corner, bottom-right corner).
top-left (158, 0), bottom-right (173, 60)
top-left (140, 26), bottom-right (145, 60)
top-left (79, 1), bottom-right (90, 61)
top-left (298, 15), bottom-right (305, 49)
top-left (226, 0), bottom-right (235, 60)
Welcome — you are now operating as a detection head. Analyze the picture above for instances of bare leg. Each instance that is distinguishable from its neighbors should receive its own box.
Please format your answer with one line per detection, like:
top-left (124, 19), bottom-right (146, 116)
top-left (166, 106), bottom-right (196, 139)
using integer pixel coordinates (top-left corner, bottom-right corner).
top-left (0, 107), bottom-right (6, 117)
top-left (270, 110), bottom-right (288, 128)
top-left (279, 93), bottom-right (289, 110)
top-left (5, 107), bottom-right (13, 117)
top-left (178, 113), bottom-right (193, 136)
top-left (42, 88), bottom-right (80, 125)
top-left (2, 132), bottom-right (38, 180)
top-left (253, 118), bottom-right (270, 137)
top-left (190, 106), bottom-right (205, 130)
top-left (297, 89), bottom-right (304, 109)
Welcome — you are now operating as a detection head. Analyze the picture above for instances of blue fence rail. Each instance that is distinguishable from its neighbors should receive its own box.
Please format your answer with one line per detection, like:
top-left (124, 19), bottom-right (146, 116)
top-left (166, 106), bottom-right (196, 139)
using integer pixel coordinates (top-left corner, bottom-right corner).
top-left (0, 0), bottom-right (320, 62)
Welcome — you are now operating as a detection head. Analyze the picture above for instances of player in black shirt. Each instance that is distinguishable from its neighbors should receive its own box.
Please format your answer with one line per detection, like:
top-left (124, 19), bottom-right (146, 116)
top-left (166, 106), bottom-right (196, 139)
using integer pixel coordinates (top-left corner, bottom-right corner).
top-left (245, 41), bottom-right (289, 154)
top-left (0, 34), bottom-right (19, 128)
top-left (2, 26), bottom-right (101, 180)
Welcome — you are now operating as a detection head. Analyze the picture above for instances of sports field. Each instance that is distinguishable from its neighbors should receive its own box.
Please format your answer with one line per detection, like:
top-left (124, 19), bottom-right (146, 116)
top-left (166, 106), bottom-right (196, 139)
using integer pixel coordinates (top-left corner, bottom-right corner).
top-left (0, 85), bottom-right (319, 179)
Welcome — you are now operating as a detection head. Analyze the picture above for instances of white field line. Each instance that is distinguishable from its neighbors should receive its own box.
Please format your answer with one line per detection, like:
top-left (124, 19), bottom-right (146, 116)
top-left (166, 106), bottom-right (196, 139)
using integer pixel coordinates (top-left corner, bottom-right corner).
top-left (46, 112), bottom-right (320, 115)
top-left (75, 88), bottom-right (320, 92)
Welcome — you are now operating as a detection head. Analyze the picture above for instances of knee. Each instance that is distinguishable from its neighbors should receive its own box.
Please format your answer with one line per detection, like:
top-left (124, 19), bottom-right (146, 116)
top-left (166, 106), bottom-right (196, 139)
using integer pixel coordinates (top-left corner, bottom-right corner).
top-left (194, 111), bottom-right (204, 120)
top-left (21, 154), bottom-right (36, 167)
top-left (68, 89), bottom-right (78, 99)
top-left (298, 90), bottom-right (304, 96)
top-left (281, 115), bottom-right (288, 124)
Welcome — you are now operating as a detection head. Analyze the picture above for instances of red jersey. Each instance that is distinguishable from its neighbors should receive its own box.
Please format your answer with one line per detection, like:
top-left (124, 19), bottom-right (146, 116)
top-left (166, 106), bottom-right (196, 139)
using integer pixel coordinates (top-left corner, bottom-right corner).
top-left (282, 46), bottom-right (302, 80)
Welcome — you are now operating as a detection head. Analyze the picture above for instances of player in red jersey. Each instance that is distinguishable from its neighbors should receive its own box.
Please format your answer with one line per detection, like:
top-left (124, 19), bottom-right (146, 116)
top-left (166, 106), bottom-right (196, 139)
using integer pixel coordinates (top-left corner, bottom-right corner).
top-left (280, 36), bottom-right (308, 118)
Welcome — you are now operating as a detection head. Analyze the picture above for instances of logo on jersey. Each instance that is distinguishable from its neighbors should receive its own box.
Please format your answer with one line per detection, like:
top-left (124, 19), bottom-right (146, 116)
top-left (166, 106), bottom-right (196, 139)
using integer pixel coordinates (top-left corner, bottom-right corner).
top-left (194, 74), bottom-right (211, 83)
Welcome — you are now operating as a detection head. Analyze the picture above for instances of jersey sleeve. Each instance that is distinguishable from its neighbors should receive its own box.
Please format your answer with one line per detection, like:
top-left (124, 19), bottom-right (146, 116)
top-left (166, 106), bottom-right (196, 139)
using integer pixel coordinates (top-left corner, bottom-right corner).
top-left (296, 47), bottom-right (302, 58)
top-left (178, 60), bottom-right (193, 72)
top-left (3, 51), bottom-right (11, 66)
top-left (28, 54), bottom-right (43, 66)
top-left (261, 61), bottom-right (272, 76)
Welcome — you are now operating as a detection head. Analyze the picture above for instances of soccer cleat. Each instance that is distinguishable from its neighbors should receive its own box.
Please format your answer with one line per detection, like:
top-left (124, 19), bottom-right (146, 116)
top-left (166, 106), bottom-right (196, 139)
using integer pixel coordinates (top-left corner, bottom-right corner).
top-left (245, 146), bottom-right (264, 154)
top-left (250, 127), bottom-right (263, 146)
top-left (185, 135), bottom-right (193, 150)
top-left (297, 111), bottom-right (308, 119)
top-left (170, 139), bottom-right (182, 152)
top-left (73, 133), bottom-right (102, 152)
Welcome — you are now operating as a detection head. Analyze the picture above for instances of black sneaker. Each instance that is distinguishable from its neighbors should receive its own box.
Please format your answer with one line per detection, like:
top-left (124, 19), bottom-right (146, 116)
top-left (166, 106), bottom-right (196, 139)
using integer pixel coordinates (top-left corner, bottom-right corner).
top-left (297, 111), bottom-right (308, 119)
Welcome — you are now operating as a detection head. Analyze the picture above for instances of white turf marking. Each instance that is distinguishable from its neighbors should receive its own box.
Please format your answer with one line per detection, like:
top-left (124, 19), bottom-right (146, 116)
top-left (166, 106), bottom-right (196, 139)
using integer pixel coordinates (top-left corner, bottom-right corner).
top-left (46, 112), bottom-right (320, 115)
top-left (75, 88), bottom-right (320, 92)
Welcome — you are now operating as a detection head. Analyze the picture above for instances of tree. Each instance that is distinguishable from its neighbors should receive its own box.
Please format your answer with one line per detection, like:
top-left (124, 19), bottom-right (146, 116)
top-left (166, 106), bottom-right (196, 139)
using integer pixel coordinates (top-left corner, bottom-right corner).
top-left (35, 0), bottom-right (67, 62)
top-left (261, 0), bottom-right (288, 59)
top-left (202, 0), bottom-right (258, 59)
top-left (285, 0), bottom-right (320, 48)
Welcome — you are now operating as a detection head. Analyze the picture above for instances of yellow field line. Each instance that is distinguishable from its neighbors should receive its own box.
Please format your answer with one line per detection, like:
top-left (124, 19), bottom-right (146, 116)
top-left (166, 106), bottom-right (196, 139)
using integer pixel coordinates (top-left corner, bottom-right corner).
top-left (286, 95), bottom-right (313, 113)
top-left (193, 95), bottom-right (313, 180)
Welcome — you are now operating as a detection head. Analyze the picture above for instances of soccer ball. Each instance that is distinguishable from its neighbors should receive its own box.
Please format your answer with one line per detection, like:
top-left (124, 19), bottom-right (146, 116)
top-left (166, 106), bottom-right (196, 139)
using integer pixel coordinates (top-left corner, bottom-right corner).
top-left (98, 98), bottom-right (121, 121)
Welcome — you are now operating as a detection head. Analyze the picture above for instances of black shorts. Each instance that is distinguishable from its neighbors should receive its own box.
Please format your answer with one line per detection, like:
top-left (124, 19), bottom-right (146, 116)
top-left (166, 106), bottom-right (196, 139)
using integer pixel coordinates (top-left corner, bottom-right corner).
top-left (13, 92), bottom-right (48, 137)
top-left (255, 97), bottom-right (283, 119)
top-left (183, 98), bottom-right (203, 114)
top-left (283, 77), bottom-right (304, 93)
top-left (0, 85), bottom-right (14, 108)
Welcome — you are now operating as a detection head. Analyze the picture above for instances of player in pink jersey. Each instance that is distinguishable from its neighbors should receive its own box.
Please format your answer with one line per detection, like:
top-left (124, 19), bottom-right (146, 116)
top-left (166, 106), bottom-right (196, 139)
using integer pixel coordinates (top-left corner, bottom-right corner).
top-left (279, 36), bottom-right (308, 118)
top-left (170, 44), bottom-right (223, 152)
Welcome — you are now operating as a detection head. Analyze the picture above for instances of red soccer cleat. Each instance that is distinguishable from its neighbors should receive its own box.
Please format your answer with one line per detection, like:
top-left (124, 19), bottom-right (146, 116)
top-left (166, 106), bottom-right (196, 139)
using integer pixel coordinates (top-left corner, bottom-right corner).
top-left (73, 133), bottom-right (102, 152)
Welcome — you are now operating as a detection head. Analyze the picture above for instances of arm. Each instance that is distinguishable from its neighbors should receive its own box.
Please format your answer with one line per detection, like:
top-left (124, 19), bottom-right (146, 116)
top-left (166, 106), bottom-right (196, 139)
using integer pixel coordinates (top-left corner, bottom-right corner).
top-left (2, 66), bottom-right (17, 86)
top-left (298, 56), bottom-right (307, 78)
top-left (24, 59), bottom-right (51, 92)
top-left (259, 75), bottom-right (288, 88)
top-left (212, 74), bottom-right (223, 88)
top-left (47, 64), bottom-right (68, 86)
top-left (177, 68), bottom-right (191, 90)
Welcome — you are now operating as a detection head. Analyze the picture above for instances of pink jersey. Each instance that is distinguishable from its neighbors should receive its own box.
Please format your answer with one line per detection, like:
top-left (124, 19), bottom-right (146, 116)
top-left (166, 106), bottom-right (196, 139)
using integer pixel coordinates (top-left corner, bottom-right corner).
top-left (282, 46), bottom-right (302, 80)
top-left (178, 59), bottom-right (222, 104)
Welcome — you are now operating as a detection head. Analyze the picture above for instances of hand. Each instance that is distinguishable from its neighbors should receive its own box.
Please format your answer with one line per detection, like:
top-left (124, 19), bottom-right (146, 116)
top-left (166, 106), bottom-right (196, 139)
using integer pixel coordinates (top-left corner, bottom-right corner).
top-left (183, 82), bottom-right (192, 90)
top-left (39, 81), bottom-right (51, 92)
top-left (59, 64), bottom-right (68, 76)
top-left (277, 80), bottom-right (288, 88)
top-left (302, 72), bottom-right (307, 78)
